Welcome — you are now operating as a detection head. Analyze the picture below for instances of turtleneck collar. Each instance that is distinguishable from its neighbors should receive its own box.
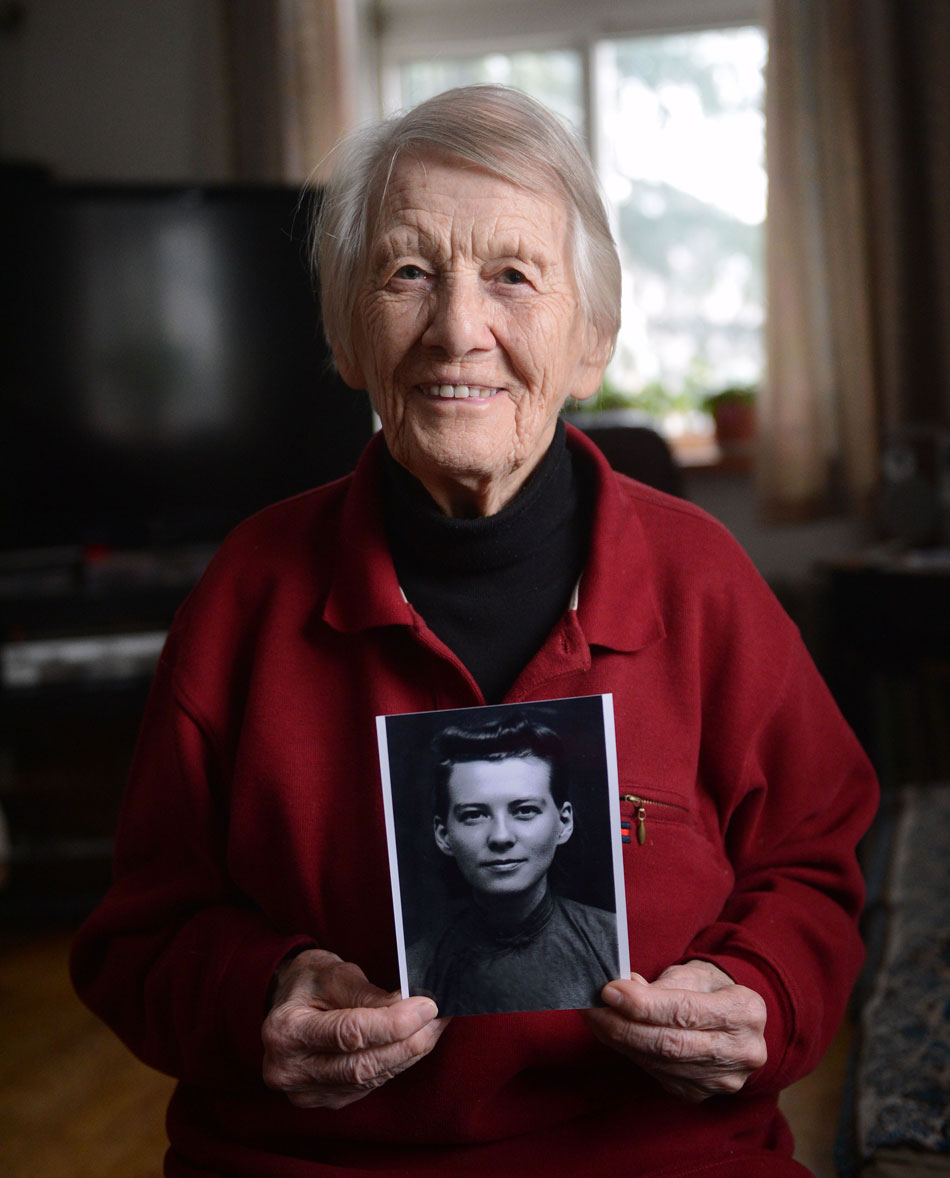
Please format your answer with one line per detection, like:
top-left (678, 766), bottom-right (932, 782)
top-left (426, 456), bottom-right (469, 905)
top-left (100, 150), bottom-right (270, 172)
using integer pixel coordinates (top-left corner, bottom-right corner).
top-left (382, 419), bottom-right (578, 574)
top-left (381, 419), bottom-right (592, 703)
top-left (469, 888), bottom-right (557, 948)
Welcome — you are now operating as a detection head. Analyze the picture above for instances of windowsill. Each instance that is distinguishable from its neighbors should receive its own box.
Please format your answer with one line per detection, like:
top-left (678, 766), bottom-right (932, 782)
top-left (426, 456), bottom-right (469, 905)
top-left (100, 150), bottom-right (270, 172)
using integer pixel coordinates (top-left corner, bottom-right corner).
top-left (669, 434), bottom-right (754, 476)
top-left (566, 413), bottom-right (756, 476)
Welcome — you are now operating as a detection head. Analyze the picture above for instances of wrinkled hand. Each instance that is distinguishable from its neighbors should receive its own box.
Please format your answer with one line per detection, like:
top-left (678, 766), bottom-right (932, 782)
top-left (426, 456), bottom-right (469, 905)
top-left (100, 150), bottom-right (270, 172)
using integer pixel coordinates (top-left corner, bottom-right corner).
top-left (262, 949), bottom-right (447, 1109)
top-left (584, 959), bottom-right (767, 1103)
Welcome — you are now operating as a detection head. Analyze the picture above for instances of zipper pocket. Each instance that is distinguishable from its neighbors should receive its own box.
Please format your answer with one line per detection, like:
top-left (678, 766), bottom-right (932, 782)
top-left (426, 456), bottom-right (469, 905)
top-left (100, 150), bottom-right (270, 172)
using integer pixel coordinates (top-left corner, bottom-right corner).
top-left (621, 794), bottom-right (683, 846)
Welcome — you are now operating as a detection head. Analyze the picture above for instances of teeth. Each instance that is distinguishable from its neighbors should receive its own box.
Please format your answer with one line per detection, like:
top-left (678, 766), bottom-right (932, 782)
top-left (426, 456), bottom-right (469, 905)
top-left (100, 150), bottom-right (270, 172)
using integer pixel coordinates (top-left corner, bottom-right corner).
top-left (420, 384), bottom-right (497, 399)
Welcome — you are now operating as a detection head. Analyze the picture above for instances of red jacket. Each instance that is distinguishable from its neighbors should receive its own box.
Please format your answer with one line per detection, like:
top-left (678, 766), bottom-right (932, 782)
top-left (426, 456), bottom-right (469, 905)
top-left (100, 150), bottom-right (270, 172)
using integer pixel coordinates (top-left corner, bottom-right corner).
top-left (71, 426), bottom-right (877, 1177)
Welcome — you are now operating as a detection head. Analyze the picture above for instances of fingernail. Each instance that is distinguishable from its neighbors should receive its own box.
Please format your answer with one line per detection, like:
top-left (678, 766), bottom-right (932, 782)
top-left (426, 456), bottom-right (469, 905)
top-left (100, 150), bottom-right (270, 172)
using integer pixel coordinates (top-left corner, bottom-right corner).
top-left (602, 985), bottom-right (623, 1007)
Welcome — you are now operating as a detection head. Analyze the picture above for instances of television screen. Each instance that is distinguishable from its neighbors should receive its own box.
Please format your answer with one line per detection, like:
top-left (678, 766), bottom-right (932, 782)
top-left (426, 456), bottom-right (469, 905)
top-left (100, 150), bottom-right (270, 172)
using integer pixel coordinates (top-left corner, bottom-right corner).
top-left (1, 181), bottom-right (373, 553)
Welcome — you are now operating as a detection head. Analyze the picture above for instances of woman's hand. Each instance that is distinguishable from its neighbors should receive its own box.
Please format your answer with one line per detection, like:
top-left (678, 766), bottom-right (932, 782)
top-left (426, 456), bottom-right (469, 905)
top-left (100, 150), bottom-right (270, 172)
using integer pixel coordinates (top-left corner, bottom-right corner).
top-left (262, 949), bottom-right (448, 1109)
top-left (584, 959), bottom-right (767, 1103)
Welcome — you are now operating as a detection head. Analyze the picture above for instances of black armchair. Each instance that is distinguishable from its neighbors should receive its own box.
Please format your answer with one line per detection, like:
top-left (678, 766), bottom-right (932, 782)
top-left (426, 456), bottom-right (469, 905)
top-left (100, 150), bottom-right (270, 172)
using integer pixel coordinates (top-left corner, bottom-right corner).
top-left (573, 419), bottom-right (684, 498)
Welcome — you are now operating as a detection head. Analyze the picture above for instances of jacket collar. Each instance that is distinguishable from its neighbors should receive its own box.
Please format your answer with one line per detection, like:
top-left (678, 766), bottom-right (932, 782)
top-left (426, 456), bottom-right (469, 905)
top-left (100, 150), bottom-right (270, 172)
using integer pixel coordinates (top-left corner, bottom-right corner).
top-left (566, 423), bottom-right (666, 653)
top-left (322, 424), bottom-right (665, 655)
top-left (322, 432), bottom-right (414, 633)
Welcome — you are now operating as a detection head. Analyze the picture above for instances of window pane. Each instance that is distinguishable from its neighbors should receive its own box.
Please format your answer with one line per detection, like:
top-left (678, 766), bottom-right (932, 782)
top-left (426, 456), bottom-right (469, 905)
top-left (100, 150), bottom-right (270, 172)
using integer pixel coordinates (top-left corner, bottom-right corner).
top-left (398, 51), bottom-right (584, 135)
top-left (596, 27), bottom-right (767, 421)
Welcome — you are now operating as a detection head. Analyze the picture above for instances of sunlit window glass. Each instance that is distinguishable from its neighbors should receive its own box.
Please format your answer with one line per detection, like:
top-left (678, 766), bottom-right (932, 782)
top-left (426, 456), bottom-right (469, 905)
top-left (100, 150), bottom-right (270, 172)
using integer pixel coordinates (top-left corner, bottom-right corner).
top-left (399, 51), bottom-right (584, 135)
top-left (595, 27), bottom-right (767, 430)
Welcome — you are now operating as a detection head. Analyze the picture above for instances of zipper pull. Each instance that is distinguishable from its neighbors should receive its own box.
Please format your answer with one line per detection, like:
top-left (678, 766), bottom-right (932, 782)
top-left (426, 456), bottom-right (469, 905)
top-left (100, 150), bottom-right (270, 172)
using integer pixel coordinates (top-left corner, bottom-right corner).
top-left (623, 795), bottom-right (647, 846)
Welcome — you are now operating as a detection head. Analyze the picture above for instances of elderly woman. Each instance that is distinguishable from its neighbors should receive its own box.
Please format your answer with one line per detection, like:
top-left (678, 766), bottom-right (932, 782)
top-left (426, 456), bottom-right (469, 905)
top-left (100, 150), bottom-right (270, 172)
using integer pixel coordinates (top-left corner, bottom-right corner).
top-left (72, 86), bottom-right (877, 1178)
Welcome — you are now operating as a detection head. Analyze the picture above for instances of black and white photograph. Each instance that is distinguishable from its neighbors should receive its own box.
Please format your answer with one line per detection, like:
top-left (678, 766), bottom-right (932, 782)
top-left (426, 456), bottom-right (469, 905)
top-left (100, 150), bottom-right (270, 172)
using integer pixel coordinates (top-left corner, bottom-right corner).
top-left (377, 695), bottom-right (628, 1016)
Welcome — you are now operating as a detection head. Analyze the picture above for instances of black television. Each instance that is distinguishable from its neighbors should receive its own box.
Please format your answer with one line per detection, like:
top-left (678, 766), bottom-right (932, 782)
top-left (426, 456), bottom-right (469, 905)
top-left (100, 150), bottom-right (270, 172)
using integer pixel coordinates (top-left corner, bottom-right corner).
top-left (1, 180), bottom-right (373, 555)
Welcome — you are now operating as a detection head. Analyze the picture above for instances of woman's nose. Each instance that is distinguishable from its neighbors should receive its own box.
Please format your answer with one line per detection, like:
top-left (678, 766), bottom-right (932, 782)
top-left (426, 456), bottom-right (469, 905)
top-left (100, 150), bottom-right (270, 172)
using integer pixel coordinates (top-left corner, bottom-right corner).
top-left (421, 276), bottom-right (495, 357)
top-left (487, 814), bottom-right (515, 850)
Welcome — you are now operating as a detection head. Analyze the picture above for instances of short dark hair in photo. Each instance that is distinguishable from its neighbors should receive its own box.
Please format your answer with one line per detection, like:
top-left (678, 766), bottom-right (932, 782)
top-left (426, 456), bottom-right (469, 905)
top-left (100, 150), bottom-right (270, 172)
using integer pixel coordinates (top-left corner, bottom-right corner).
top-left (432, 711), bottom-right (568, 819)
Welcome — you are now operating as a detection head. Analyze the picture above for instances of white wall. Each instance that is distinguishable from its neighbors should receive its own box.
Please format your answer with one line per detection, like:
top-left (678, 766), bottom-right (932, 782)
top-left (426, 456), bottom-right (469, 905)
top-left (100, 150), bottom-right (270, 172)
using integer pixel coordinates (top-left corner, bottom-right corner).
top-left (0, 0), bottom-right (232, 181)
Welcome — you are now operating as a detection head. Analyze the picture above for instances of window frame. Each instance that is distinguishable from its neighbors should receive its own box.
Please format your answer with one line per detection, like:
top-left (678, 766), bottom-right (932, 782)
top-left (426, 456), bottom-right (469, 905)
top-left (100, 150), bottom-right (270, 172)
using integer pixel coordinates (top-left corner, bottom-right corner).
top-left (377, 0), bottom-right (767, 149)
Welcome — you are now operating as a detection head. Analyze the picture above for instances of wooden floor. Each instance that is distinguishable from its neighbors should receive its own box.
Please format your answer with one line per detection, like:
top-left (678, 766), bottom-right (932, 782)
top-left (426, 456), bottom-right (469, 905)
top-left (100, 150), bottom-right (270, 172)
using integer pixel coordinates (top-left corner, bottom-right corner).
top-left (0, 927), bottom-right (174, 1178)
top-left (0, 927), bottom-right (850, 1178)
top-left (781, 1022), bottom-right (853, 1178)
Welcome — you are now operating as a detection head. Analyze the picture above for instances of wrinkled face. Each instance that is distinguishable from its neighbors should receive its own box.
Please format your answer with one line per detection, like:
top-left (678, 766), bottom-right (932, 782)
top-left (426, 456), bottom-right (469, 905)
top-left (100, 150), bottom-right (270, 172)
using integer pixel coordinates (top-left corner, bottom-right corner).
top-left (337, 152), bottom-right (605, 516)
top-left (434, 756), bottom-right (574, 899)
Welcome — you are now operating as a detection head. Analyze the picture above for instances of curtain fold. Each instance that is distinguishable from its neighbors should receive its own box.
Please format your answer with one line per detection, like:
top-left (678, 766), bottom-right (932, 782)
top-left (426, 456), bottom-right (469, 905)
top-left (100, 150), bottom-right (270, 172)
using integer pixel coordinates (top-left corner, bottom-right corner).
top-left (222, 0), bottom-right (360, 184)
top-left (760, 0), bottom-right (950, 522)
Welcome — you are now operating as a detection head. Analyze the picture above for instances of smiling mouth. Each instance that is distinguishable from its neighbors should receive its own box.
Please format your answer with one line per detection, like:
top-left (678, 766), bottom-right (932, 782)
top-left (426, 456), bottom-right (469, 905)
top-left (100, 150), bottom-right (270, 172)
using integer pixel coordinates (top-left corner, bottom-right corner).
top-left (417, 384), bottom-right (502, 400)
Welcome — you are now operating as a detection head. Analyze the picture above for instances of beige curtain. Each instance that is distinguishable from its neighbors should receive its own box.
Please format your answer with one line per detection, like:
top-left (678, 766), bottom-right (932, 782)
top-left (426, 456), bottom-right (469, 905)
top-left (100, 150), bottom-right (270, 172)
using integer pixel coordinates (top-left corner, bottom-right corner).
top-left (221, 0), bottom-right (360, 183)
top-left (760, 0), bottom-right (950, 521)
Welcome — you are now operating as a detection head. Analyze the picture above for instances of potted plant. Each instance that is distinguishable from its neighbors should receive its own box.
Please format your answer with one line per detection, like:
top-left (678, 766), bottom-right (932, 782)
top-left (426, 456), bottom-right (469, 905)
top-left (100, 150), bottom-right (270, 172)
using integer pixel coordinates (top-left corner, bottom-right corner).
top-left (565, 377), bottom-right (690, 421)
top-left (701, 385), bottom-right (757, 452)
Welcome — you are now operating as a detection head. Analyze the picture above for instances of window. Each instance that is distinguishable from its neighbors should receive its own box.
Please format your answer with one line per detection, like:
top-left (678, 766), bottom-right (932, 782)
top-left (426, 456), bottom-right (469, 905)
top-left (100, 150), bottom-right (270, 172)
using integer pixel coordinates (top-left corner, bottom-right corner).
top-left (595, 28), bottom-right (766, 434)
top-left (400, 51), bottom-right (584, 132)
top-left (381, 6), bottom-right (767, 445)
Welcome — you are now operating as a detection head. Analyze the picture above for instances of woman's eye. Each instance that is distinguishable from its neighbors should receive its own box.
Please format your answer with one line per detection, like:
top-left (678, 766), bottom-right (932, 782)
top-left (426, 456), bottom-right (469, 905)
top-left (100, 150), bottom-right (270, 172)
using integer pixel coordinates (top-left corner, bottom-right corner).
top-left (513, 805), bottom-right (541, 819)
top-left (456, 809), bottom-right (486, 825)
top-left (394, 264), bottom-right (427, 281)
top-left (499, 268), bottom-right (528, 285)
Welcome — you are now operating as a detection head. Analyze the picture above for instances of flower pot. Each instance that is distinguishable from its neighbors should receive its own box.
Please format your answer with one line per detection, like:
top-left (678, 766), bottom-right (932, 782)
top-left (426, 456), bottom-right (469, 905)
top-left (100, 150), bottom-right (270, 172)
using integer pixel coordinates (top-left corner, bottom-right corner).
top-left (711, 401), bottom-right (756, 454)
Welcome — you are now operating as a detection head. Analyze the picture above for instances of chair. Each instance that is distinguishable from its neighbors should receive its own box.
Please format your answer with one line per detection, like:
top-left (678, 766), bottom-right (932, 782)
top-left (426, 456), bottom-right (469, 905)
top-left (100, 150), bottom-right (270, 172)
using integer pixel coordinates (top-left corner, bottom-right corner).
top-left (575, 421), bottom-right (684, 498)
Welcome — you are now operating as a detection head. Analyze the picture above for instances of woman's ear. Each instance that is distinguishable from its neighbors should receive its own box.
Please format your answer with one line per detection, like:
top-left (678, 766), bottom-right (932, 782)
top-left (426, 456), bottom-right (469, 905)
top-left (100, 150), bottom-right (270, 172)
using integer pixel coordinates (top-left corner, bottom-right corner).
top-left (556, 801), bottom-right (575, 845)
top-left (333, 343), bottom-right (366, 392)
top-left (570, 326), bottom-right (611, 404)
top-left (433, 816), bottom-right (454, 857)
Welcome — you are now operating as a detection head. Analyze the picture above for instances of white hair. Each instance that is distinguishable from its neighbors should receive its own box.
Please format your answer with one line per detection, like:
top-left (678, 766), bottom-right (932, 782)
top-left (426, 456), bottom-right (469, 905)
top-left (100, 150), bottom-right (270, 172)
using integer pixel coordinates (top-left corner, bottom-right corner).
top-left (310, 85), bottom-right (622, 371)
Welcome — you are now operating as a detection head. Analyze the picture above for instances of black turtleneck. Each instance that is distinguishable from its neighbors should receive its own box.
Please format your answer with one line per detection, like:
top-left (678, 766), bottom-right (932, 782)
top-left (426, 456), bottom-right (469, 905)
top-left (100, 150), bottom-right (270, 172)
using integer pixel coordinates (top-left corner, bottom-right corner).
top-left (382, 421), bottom-right (592, 704)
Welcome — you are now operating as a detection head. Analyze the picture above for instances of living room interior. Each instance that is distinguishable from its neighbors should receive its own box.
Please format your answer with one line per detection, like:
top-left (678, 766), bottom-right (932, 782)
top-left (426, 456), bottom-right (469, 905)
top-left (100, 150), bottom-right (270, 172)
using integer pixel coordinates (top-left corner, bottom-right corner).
top-left (1, 2), bottom-right (948, 1175)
